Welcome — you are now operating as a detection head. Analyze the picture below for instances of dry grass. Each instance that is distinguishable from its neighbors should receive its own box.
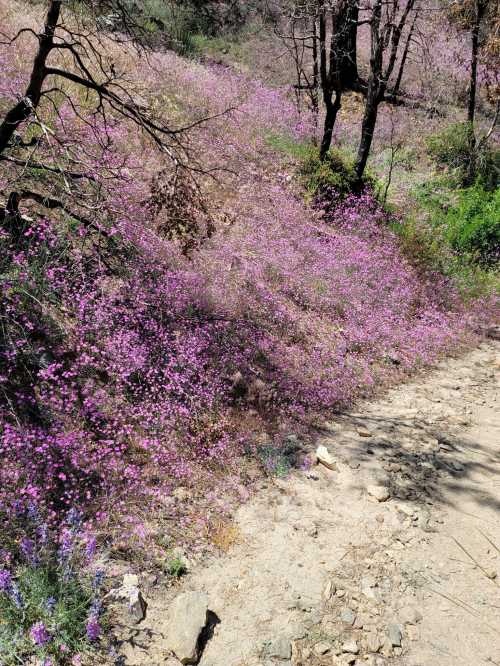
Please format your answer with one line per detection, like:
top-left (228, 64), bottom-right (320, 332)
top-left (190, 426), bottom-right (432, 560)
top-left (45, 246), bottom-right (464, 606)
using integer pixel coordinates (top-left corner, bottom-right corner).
top-left (207, 518), bottom-right (242, 553)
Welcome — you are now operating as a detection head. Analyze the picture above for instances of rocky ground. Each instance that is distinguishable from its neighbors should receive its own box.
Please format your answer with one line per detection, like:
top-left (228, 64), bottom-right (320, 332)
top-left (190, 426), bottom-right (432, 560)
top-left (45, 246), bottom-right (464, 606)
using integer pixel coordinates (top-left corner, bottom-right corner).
top-left (110, 338), bottom-right (500, 666)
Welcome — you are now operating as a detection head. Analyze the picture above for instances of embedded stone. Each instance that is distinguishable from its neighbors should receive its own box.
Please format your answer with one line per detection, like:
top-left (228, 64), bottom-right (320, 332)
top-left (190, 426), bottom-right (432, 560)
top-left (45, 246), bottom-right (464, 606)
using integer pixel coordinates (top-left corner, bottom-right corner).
top-left (316, 445), bottom-right (337, 470)
top-left (166, 591), bottom-right (209, 664)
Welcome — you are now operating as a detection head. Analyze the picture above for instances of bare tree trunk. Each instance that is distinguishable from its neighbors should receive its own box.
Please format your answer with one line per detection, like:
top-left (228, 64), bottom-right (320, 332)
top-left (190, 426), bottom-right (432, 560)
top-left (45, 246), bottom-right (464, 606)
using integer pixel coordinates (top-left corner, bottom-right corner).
top-left (339, 0), bottom-right (359, 90)
top-left (355, 91), bottom-right (379, 180)
top-left (468, 0), bottom-right (484, 124)
top-left (312, 17), bottom-right (319, 116)
top-left (354, 0), bottom-right (416, 181)
top-left (393, 10), bottom-right (418, 96)
top-left (318, 2), bottom-right (343, 160)
top-left (0, 1), bottom-right (61, 155)
top-left (320, 93), bottom-right (342, 159)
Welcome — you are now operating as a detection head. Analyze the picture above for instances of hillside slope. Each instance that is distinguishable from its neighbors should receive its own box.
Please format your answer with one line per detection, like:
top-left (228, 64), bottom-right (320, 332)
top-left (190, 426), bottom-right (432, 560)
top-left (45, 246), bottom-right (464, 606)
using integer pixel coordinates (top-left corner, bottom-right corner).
top-left (114, 339), bottom-right (500, 666)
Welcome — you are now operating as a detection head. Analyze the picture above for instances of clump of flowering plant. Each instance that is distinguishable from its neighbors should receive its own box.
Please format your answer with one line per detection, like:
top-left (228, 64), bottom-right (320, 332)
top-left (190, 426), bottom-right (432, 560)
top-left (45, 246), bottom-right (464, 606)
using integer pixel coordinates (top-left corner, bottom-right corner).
top-left (0, 502), bottom-right (105, 665)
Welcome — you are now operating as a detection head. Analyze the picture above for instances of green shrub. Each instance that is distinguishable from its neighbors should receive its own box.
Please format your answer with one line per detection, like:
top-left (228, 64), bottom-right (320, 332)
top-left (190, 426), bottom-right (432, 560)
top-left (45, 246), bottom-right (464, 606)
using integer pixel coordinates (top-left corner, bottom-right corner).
top-left (299, 147), bottom-right (376, 199)
top-left (164, 555), bottom-right (187, 578)
top-left (256, 444), bottom-right (292, 478)
top-left (0, 565), bottom-right (95, 665)
top-left (141, 1), bottom-right (205, 55)
top-left (0, 507), bottom-right (105, 666)
top-left (390, 213), bottom-right (499, 297)
top-left (135, 0), bottom-right (250, 56)
top-left (435, 185), bottom-right (500, 266)
top-left (426, 122), bottom-right (499, 189)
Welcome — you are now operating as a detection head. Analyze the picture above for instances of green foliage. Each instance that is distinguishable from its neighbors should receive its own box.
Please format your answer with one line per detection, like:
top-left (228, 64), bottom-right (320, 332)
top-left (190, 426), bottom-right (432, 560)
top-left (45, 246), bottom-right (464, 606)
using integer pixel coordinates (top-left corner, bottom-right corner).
top-left (164, 555), bottom-right (187, 578)
top-left (432, 185), bottom-right (500, 266)
top-left (135, 0), bottom-right (251, 56)
top-left (299, 148), bottom-right (376, 199)
top-left (426, 122), bottom-right (499, 189)
top-left (426, 122), bottom-right (473, 174)
top-left (0, 563), bottom-right (97, 665)
top-left (256, 444), bottom-right (292, 478)
top-left (390, 213), bottom-right (499, 298)
top-left (264, 132), bottom-right (313, 161)
top-left (398, 178), bottom-right (500, 297)
top-left (139, 1), bottom-right (205, 55)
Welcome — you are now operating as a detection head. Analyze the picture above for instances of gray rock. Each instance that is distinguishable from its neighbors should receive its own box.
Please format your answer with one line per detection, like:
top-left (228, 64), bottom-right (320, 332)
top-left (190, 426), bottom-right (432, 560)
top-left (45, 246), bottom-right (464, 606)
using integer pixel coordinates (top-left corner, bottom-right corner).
top-left (366, 632), bottom-right (382, 653)
top-left (314, 641), bottom-right (331, 655)
top-left (342, 639), bottom-right (359, 654)
top-left (265, 636), bottom-right (292, 660)
top-left (285, 623), bottom-right (306, 640)
top-left (128, 587), bottom-right (147, 623)
top-left (367, 485), bottom-right (390, 502)
top-left (107, 573), bottom-right (147, 624)
top-left (341, 608), bottom-right (356, 626)
top-left (302, 610), bottom-right (322, 628)
top-left (388, 623), bottom-right (402, 647)
top-left (166, 591), bottom-right (209, 664)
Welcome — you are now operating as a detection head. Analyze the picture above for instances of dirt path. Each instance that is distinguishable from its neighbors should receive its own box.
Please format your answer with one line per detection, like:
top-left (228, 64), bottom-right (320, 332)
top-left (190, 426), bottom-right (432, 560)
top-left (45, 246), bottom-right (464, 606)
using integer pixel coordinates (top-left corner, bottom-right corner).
top-left (116, 340), bottom-right (500, 666)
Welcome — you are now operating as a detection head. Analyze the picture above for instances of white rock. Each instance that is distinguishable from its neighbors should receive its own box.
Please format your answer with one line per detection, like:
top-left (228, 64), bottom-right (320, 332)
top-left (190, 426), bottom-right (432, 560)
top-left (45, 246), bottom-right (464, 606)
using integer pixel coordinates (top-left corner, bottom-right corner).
top-left (316, 445), bottom-right (337, 470)
top-left (122, 573), bottom-right (139, 588)
top-left (399, 606), bottom-right (423, 625)
top-left (323, 580), bottom-right (335, 600)
top-left (166, 591), bottom-right (209, 664)
top-left (342, 639), bottom-right (359, 654)
top-left (107, 574), bottom-right (147, 624)
top-left (367, 485), bottom-right (390, 502)
top-left (365, 632), bottom-right (382, 653)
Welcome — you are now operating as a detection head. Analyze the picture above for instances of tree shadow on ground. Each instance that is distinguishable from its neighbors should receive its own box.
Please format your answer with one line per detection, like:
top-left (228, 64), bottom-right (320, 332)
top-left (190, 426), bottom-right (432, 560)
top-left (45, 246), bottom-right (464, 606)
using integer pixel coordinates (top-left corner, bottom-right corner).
top-left (313, 410), bottom-right (500, 517)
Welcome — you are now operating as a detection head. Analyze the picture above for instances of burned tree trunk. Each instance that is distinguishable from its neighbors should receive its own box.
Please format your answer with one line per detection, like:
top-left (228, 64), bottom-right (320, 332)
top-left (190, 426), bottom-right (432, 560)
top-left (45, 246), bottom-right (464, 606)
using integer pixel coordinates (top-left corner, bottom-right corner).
top-left (468, 0), bottom-right (486, 123)
top-left (0, 1), bottom-right (61, 155)
top-left (355, 0), bottom-right (417, 181)
top-left (339, 0), bottom-right (359, 90)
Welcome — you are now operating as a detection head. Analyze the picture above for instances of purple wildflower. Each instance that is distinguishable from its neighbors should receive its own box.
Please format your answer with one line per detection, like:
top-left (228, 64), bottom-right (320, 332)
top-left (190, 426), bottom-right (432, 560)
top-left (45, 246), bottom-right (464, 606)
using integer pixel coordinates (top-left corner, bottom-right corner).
top-left (46, 596), bottom-right (57, 614)
top-left (21, 537), bottom-right (38, 565)
top-left (27, 501), bottom-right (40, 523)
top-left (92, 569), bottom-right (104, 591)
top-left (0, 568), bottom-right (12, 592)
top-left (13, 500), bottom-right (24, 518)
top-left (57, 528), bottom-right (74, 567)
top-left (30, 621), bottom-right (51, 646)
top-left (10, 582), bottom-right (23, 609)
top-left (66, 508), bottom-right (83, 532)
top-left (37, 521), bottom-right (49, 546)
top-left (90, 596), bottom-right (102, 618)
top-left (85, 536), bottom-right (97, 560)
top-left (86, 617), bottom-right (101, 641)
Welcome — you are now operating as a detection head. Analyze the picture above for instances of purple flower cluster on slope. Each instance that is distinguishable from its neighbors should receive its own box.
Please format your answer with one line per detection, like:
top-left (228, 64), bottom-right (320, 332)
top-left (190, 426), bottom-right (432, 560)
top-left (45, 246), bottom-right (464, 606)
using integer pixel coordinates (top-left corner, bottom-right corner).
top-left (0, 31), bottom-right (496, 534)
